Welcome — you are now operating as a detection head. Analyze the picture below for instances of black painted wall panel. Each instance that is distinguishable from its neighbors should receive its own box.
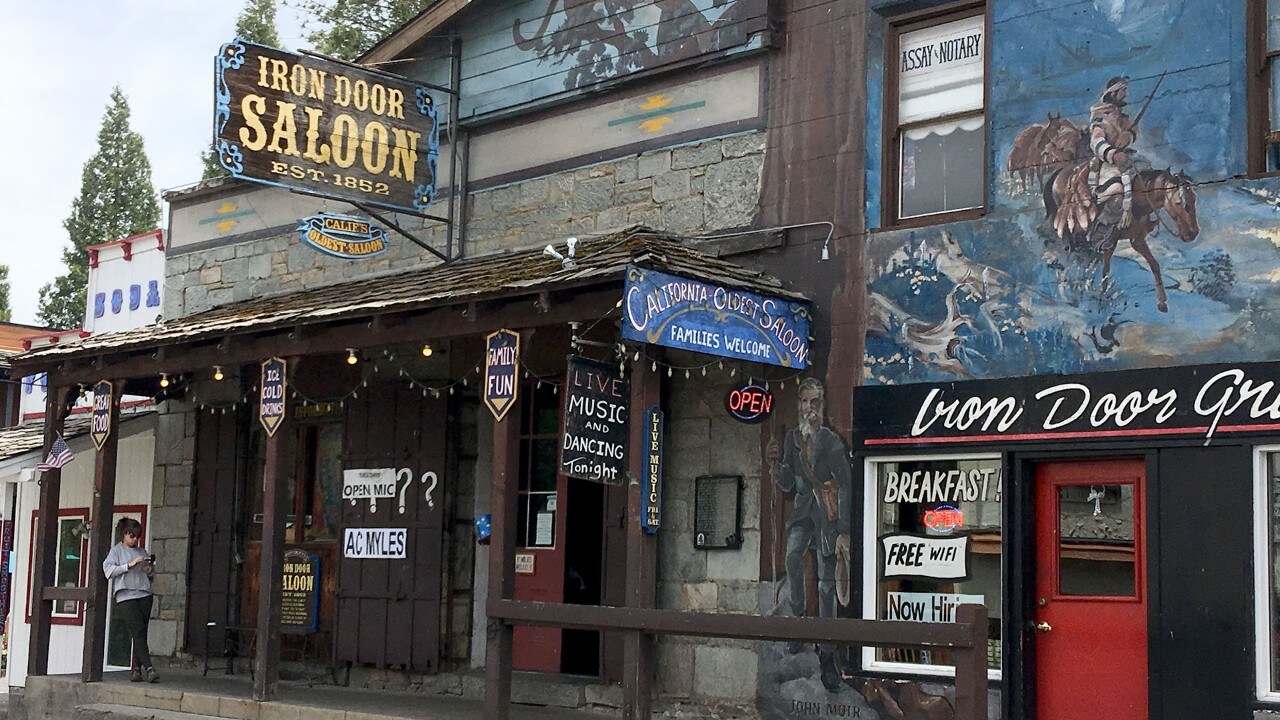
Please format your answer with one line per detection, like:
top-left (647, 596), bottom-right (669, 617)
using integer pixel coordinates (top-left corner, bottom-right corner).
top-left (1155, 446), bottom-right (1252, 720)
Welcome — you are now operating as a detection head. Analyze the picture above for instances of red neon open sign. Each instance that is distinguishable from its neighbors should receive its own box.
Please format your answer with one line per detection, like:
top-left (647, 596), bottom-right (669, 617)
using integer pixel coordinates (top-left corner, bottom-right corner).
top-left (923, 505), bottom-right (964, 533)
top-left (725, 384), bottom-right (773, 424)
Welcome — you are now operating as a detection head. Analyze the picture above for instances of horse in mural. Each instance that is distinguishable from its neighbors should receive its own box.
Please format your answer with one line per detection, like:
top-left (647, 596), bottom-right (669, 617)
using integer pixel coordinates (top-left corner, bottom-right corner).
top-left (513, 0), bottom-right (752, 89)
top-left (1007, 112), bottom-right (1085, 191)
top-left (1045, 165), bottom-right (1200, 312)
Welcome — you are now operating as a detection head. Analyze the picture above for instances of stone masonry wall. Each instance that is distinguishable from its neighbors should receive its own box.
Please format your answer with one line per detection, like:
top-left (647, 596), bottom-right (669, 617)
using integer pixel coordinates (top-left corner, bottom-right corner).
top-left (147, 399), bottom-right (197, 658)
top-left (657, 370), bottom-right (763, 713)
top-left (164, 131), bottom-right (766, 320)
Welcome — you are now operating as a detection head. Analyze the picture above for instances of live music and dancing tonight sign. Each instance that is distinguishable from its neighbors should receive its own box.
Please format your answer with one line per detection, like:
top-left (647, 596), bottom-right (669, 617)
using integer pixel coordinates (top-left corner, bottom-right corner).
top-left (561, 356), bottom-right (629, 485)
top-left (622, 266), bottom-right (811, 369)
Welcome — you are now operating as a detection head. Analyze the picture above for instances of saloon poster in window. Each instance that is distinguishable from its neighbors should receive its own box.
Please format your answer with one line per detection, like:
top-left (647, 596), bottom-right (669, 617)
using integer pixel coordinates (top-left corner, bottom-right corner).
top-left (560, 356), bottom-right (628, 485)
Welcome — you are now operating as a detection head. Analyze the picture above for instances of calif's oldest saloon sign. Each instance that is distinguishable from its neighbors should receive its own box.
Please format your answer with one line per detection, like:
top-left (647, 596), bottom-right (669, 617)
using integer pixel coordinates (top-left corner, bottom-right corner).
top-left (854, 362), bottom-right (1280, 446)
top-left (622, 266), bottom-right (811, 369)
top-left (214, 40), bottom-right (440, 213)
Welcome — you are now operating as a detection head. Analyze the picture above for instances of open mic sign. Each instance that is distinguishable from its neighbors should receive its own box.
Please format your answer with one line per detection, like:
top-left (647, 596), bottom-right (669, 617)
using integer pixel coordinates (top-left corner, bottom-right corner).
top-left (724, 383), bottom-right (773, 424)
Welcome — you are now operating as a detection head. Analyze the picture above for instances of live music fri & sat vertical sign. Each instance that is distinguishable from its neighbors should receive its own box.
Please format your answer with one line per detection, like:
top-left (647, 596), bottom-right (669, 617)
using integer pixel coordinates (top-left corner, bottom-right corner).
top-left (260, 357), bottom-right (287, 437)
top-left (484, 330), bottom-right (519, 422)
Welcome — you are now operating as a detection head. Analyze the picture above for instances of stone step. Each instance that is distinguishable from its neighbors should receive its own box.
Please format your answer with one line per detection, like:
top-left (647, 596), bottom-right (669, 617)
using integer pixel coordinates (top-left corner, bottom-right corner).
top-left (75, 704), bottom-right (220, 720)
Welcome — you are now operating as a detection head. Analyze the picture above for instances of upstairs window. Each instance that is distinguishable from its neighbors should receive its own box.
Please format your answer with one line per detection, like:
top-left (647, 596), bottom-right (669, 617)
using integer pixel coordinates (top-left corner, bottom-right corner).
top-left (1250, 0), bottom-right (1280, 173)
top-left (885, 4), bottom-right (986, 223)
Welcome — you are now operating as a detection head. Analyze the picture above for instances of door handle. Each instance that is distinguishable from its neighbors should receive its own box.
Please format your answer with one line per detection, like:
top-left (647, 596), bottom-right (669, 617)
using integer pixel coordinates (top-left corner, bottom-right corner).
top-left (1035, 621), bottom-right (1052, 633)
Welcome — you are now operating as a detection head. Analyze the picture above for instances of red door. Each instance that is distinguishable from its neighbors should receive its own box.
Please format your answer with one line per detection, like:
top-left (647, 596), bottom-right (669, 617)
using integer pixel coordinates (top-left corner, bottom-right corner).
top-left (1035, 459), bottom-right (1147, 720)
top-left (512, 382), bottom-right (567, 672)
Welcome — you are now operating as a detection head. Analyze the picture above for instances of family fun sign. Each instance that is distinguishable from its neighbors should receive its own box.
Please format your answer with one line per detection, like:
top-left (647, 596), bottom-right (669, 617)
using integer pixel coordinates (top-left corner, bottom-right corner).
top-left (622, 266), bottom-right (811, 369)
top-left (854, 362), bottom-right (1280, 447)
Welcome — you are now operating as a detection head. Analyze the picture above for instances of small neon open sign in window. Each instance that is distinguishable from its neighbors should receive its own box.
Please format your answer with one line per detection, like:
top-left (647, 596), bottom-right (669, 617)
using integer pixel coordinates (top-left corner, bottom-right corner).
top-left (922, 505), bottom-right (965, 534)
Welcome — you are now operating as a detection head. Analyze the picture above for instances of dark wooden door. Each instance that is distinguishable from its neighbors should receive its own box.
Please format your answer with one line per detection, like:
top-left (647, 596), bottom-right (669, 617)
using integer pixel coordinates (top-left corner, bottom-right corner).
top-left (1035, 459), bottom-right (1147, 720)
top-left (186, 409), bottom-right (244, 655)
top-left (336, 382), bottom-right (446, 672)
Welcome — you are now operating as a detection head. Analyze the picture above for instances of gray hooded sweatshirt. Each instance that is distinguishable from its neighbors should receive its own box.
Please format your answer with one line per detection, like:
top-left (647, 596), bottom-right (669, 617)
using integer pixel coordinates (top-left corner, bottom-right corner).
top-left (102, 543), bottom-right (153, 602)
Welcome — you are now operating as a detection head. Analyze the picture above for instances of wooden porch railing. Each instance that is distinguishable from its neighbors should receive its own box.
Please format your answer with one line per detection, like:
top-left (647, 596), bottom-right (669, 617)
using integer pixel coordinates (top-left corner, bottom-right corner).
top-left (486, 599), bottom-right (990, 720)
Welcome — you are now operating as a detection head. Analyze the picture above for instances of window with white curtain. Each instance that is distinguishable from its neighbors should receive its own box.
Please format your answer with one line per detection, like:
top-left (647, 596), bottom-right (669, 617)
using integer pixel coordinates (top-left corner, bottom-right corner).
top-left (888, 7), bottom-right (986, 221)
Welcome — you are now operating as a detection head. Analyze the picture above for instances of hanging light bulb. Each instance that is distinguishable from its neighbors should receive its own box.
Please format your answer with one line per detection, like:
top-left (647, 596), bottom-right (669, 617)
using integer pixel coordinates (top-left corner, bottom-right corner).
top-left (701, 367), bottom-right (707, 376)
top-left (421, 343), bottom-right (433, 357)
top-left (462, 377), bottom-right (468, 387)
top-left (346, 349), bottom-right (359, 365)
top-left (634, 351), bottom-right (641, 362)
top-left (159, 373), bottom-right (170, 388)
top-left (718, 361), bottom-right (724, 370)
top-left (684, 369), bottom-right (690, 379)
top-left (651, 361), bottom-right (657, 372)
top-left (667, 367), bottom-right (673, 378)
top-left (213, 366), bottom-right (224, 381)
top-left (730, 367), bottom-right (737, 377)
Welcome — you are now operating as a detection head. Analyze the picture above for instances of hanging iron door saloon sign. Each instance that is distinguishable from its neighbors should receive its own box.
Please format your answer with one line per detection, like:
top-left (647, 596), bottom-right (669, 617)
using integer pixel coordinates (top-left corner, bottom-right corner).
top-left (297, 213), bottom-right (388, 258)
top-left (214, 39), bottom-right (441, 214)
top-left (91, 380), bottom-right (113, 450)
top-left (259, 357), bottom-right (287, 437)
top-left (561, 356), bottom-right (629, 485)
top-left (622, 266), bottom-right (811, 369)
top-left (484, 329), bottom-right (520, 422)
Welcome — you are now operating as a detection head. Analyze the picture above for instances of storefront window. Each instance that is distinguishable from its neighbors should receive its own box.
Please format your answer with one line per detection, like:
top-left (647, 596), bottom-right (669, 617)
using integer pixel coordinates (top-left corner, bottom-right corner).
top-left (863, 455), bottom-right (1002, 676)
top-left (1254, 449), bottom-right (1280, 698)
top-left (27, 511), bottom-right (88, 623)
top-left (518, 382), bottom-right (560, 548)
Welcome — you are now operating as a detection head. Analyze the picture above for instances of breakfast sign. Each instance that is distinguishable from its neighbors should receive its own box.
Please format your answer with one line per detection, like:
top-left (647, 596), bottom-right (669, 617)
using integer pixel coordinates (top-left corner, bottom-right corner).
top-left (214, 39), bottom-right (440, 214)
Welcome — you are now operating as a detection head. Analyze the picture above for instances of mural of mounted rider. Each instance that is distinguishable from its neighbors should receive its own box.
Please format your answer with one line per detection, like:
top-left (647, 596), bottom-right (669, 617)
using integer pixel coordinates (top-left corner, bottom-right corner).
top-left (864, 0), bottom-right (1280, 385)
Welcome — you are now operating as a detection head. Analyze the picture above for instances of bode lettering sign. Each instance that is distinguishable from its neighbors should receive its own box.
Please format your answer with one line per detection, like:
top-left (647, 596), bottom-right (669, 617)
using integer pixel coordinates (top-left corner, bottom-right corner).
top-left (214, 40), bottom-right (440, 214)
top-left (561, 356), bottom-right (629, 485)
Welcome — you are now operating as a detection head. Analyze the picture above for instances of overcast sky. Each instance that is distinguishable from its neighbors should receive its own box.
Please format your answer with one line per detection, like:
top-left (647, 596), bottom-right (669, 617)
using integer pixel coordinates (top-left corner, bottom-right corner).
top-left (0, 2), bottom-right (308, 326)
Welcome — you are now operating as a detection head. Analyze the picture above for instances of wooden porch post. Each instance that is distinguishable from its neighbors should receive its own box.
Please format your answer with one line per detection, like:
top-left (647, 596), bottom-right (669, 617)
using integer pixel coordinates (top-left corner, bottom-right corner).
top-left (82, 380), bottom-right (123, 681)
top-left (28, 384), bottom-right (76, 677)
top-left (623, 359), bottom-right (659, 720)
top-left (483, 359), bottom-right (521, 720)
top-left (254, 363), bottom-right (292, 701)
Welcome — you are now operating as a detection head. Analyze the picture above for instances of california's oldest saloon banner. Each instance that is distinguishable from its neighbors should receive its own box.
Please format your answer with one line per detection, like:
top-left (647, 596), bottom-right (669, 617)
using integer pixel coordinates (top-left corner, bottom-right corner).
top-left (854, 362), bottom-right (1280, 447)
top-left (622, 265), bottom-right (811, 369)
top-left (214, 40), bottom-right (440, 213)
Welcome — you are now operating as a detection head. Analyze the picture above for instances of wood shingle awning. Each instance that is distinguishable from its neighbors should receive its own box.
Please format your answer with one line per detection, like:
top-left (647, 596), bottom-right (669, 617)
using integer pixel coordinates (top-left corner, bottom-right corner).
top-left (12, 230), bottom-right (805, 382)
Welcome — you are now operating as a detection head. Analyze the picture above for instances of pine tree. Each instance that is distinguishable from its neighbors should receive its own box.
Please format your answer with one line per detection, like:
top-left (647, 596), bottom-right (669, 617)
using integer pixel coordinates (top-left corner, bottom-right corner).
top-left (203, 0), bottom-right (284, 179)
top-left (0, 266), bottom-right (11, 323)
top-left (290, 0), bottom-right (429, 61)
top-left (38, 87), bottom-right (159, 329)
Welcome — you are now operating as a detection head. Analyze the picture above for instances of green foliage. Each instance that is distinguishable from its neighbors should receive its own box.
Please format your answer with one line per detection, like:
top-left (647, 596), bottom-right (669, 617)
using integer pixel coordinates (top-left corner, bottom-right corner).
top-left (238, 0), bottom-right (282, 46)
top-left (0, 266), bottom-right (10, 323)
top-left (38, 87), bottom-right (159, 329)
top-left (289, 0), bottom-right (430, 60)
top-left (202, 0), bottom-right (284, 179)
top-left (1189, 248), bottom-right (1237, 302)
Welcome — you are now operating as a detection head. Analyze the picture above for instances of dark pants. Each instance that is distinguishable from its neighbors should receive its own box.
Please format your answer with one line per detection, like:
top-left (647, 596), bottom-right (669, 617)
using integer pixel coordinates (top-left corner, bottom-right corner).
top-left (115, 595), bottom-right (154, 670)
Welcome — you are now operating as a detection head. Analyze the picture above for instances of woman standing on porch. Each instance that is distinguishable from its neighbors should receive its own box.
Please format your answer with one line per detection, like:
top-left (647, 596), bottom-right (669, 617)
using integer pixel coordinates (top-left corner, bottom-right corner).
top-left (102, 517), bottom-right (159, 683)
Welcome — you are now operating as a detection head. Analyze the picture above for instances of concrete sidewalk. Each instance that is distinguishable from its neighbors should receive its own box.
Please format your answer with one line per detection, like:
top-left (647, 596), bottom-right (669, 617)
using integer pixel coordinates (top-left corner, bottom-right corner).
top-left (17, 668), bottom-right (606, 720)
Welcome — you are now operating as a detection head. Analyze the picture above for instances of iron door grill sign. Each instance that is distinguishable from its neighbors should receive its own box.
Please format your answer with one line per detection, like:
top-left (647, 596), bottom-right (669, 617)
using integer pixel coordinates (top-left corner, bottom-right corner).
top-left (214, 39), bottom-right (441, 214)
top-left (484, 329), bottom-right (520, 422)
top-left (91, 380), bottom-right (113, 450)
top-left (561, 356), bottom-right (629, 485)
top-left (643, 405), bottom-right (664, 534)
top-left (259, 357), bottom-right (286, 437)
top-left (297, 213), bottom-right (388, 258)
top-left (622, 265), bottom-right (811, 369)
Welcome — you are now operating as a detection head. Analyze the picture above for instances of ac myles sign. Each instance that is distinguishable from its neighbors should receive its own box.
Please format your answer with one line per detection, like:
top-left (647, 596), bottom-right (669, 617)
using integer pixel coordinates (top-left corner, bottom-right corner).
top-left (854, 362), bottom-right (1280, 447)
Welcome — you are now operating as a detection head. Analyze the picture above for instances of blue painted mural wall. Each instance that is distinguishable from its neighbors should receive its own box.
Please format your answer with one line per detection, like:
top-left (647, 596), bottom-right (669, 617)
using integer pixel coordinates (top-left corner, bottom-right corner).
top-left (406, 0), bottom-right (769, 120)
top-left (863, 0), bottom-right (1280, 385)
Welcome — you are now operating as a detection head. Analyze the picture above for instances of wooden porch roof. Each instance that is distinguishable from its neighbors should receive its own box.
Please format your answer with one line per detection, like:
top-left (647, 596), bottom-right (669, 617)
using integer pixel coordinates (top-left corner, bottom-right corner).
top-left (12, 230), bottom-right (804, 371)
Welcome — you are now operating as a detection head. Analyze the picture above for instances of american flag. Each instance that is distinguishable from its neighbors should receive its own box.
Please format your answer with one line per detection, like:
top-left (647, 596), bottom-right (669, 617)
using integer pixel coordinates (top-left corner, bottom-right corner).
top-left (36, 435), bottom-right (74, 471)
